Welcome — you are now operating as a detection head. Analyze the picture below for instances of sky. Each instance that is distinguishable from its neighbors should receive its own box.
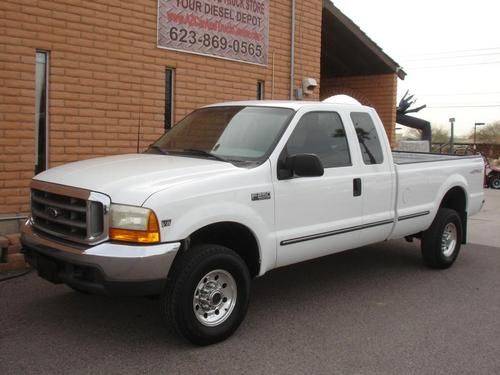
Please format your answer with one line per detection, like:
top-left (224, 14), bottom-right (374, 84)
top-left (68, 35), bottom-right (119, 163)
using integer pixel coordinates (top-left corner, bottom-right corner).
top-left (331, 0), bottom-right (500, 137)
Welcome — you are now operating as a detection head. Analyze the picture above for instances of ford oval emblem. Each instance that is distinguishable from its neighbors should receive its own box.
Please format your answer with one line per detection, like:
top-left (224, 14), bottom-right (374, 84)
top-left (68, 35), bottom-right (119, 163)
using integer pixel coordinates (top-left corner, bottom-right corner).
top-left (46, 207), bottom-right (60, 218)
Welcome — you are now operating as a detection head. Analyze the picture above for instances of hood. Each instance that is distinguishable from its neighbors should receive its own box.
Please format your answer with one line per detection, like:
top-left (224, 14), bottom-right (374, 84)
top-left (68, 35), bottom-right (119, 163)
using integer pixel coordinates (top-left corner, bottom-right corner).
top-left (35, 154), bottom-right (239, 206)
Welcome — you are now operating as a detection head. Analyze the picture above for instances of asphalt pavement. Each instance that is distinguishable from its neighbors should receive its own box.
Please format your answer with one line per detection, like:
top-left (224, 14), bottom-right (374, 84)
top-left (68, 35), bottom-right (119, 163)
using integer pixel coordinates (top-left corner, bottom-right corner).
top-left (468, 188), bottom-right (500, 247)
top-left (1, 192), bottom-right (499, 374)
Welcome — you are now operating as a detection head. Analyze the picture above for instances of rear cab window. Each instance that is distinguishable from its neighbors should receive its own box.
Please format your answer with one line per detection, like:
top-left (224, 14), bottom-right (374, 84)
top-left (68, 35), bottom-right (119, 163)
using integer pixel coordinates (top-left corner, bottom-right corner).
top-left (350, 112), bottom-right (384, 165)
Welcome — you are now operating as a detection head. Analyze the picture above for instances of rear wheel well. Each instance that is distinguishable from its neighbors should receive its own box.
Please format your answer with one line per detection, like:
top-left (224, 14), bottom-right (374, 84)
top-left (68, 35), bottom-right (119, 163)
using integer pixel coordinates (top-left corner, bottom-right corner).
top-left (440, 186), bottom-right (466, 215)
top-left (184, 222), bottom-right (260, 278)
top-left (439, 186), bottom-right (467, 242)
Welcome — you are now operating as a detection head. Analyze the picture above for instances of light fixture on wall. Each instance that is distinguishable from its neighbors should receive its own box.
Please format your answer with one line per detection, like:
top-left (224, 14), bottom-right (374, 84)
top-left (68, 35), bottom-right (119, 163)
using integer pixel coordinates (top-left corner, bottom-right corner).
top-left (296, 77), bottom-right (318, 99)
top-left (302, 78), bottom-right (317, 95)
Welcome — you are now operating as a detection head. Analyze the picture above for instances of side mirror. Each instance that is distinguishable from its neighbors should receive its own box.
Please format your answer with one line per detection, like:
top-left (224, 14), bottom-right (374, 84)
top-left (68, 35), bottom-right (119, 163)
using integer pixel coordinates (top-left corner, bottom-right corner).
top-left (279, 153), bottom-right (324, 179)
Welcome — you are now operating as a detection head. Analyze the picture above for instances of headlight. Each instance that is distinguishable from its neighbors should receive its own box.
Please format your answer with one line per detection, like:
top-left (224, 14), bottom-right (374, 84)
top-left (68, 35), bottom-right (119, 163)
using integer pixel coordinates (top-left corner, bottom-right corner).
top-left (109, 204), bottom-right (160, 243)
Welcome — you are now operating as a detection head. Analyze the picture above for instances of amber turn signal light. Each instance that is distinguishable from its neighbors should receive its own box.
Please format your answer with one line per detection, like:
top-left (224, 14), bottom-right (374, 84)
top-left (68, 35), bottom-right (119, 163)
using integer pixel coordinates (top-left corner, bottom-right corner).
top-left (109, 205), bottom-right (160, 244)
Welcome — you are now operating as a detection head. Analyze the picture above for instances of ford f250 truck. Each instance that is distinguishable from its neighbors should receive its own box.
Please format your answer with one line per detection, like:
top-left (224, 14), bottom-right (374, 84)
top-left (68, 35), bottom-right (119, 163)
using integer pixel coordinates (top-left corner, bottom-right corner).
top-left (21, 101), bottom-right (485, 345)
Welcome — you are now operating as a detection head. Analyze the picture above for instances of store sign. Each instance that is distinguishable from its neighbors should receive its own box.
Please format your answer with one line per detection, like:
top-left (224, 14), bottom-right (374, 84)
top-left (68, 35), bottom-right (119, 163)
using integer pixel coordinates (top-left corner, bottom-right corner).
top-left (157, 0), bottom-right (269, 65)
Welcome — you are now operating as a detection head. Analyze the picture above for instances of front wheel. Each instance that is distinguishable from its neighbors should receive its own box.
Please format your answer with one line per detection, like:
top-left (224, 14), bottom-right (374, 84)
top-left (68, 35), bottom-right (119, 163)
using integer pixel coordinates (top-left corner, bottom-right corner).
top-left (489, 174), bottom-right (500, 189)
top-left (421, 208), bottom-right (463, 269)
top-left (161, 244), bottom-right (251, 345)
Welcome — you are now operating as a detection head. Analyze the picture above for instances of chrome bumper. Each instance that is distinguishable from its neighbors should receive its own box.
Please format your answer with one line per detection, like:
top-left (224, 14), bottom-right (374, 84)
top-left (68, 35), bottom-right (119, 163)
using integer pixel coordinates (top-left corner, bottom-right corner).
top-left (21, 221), bottom-right (180, 295)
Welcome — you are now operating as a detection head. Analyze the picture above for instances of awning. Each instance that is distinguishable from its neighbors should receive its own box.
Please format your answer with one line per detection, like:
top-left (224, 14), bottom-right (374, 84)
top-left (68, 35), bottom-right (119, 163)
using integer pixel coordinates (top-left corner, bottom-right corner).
top-left (322, 1), bottom-right (406, 80)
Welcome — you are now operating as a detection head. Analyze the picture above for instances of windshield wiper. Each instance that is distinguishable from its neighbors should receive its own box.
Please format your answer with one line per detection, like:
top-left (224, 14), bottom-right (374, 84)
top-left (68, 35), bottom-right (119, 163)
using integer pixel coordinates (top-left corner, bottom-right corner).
top-left (174, 149), bottom-right (228, 162)
top-left (148, 145), bottom-right (169, 155)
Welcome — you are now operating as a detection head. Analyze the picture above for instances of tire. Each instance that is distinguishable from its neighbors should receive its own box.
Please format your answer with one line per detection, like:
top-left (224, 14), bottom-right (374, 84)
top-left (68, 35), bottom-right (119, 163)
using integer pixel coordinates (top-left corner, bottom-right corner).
top-left (161, 244), bottom-right (251, 345)
top-left (421, 208), bottom-right (462, 269)
top-left (490, 174), bottom-right (500, 189)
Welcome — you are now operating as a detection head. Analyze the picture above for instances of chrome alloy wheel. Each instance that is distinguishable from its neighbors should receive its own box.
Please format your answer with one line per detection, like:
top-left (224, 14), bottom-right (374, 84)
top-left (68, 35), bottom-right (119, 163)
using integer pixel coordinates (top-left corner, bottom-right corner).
top-left (193, 269), bottom-right (237, 327)
top-left (441, 222), bottom-right (457, 257)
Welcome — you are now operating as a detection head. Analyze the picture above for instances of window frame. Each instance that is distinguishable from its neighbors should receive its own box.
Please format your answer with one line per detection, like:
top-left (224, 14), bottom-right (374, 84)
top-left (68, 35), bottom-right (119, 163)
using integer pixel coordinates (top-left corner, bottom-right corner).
top-left (35, 50), bottom-right (49, 175)
top-left (164, 67), bottom-right (175, 130)
top-left (256, 80), bottom-right (264, 100)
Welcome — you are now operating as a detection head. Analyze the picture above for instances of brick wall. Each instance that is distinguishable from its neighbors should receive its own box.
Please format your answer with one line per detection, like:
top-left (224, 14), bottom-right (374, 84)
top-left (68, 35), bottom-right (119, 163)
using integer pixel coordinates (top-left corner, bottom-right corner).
top-left (292, 0), bottom-right (322, 96)
top-left (320, 74), bottom-right (398, 146)
top-left (0, 0), bottom-right (323, 215)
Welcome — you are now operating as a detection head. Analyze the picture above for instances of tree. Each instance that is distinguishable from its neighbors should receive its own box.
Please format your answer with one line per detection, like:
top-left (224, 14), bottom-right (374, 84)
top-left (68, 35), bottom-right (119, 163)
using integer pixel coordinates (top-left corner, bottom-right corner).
top-left (431, 127), bottom-right (450, 143)
top-left (400, 126), bottom-right (450, 143)
top-left (399, 128), bottom-right (420, 141)
top-left (472, 121), bottom-right (500, 144)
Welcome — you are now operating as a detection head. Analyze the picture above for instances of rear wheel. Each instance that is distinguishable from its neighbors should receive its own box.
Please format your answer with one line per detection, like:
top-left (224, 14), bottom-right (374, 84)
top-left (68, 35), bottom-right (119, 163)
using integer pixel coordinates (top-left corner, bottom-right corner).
top-left (161, 244), bottom-right (251, 345)
top-left (421, 208), bottom-right (463, 269)
top-left (490, 174), bottom-right (500, 189)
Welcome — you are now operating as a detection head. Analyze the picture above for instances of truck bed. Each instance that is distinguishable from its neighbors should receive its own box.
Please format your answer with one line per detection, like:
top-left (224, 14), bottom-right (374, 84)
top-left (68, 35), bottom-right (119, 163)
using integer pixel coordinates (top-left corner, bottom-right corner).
top-left (392, 151), bottom-right (481, 165)
top-left (389, 150), bottom-right (485, 242)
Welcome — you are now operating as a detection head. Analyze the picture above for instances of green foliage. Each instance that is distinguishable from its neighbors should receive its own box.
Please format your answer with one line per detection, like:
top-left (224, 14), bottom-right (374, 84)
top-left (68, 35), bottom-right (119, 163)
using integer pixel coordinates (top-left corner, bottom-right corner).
top-left (431, 127), bottom-right (450, 143)
top-left (400, 126), bottom-right (450, 143)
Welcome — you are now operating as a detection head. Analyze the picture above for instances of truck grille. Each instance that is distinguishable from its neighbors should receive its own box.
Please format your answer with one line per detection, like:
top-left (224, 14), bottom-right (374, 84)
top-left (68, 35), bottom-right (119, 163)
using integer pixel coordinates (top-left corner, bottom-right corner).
top-left (30, 182), bottom-right (110, 245)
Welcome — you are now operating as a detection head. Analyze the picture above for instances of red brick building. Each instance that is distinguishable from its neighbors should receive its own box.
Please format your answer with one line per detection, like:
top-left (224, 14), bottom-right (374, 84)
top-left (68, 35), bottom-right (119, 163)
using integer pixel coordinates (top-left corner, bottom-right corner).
top-left (0, 0), bottom-right (404, 232)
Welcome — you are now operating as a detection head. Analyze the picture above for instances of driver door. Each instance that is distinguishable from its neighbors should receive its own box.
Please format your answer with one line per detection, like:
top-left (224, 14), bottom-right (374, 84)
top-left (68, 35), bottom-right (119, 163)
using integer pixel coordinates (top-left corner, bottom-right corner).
top-left (273, 110), bottom-right (364, 268)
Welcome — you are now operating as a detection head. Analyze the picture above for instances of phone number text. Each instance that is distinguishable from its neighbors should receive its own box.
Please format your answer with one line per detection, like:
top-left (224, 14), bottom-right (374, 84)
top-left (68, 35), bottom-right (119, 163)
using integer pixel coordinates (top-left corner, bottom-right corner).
top-left (168, 27), bottom-right (263, 57)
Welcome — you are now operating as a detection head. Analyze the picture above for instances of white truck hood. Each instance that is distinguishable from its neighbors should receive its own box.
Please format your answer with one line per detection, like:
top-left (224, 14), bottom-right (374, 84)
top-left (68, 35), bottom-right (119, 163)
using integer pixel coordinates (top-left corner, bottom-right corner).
top-left (34, 154), bottom-right (239, 206)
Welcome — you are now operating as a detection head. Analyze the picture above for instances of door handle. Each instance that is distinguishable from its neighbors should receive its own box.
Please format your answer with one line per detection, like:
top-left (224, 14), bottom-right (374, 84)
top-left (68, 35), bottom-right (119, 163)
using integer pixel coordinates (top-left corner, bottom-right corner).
top-left (353, 178), bottom-right (362, 197)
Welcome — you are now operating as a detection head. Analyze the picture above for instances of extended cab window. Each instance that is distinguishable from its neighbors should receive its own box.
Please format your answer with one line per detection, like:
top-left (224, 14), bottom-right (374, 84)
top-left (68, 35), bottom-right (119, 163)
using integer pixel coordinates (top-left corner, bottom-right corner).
top-left (350, 112), bottom-right (384, 165)
top-left (286, 111), bottom-right (351, 168)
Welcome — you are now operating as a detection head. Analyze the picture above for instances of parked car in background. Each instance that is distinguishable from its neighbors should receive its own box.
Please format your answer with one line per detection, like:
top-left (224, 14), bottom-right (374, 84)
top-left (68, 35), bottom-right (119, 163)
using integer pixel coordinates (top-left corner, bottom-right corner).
top-left (483, 155), bottom-right (500, 189)
top-left (454, 149), bottom-right (499, 190)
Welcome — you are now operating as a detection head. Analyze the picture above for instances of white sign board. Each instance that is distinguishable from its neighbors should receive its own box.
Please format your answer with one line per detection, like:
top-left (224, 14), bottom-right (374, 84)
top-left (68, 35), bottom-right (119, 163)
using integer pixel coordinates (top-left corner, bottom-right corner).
top-left (157, 0), bottom-right (269, 65)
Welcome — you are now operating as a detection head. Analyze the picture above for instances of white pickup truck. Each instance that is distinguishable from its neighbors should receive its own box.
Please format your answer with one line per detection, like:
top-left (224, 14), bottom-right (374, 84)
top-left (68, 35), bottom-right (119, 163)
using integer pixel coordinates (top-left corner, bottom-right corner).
top-left (21, 101), bottom-right (484, 345)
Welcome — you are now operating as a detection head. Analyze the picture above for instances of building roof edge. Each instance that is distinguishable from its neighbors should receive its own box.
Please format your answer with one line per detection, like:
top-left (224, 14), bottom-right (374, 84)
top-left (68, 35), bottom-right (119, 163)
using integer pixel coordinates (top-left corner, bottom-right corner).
top-left (324, 0), bottom-right (407, 80)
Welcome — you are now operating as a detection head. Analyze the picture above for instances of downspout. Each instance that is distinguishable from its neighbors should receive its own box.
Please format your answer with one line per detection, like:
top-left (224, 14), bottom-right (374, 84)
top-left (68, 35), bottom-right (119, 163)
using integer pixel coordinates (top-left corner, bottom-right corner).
top-left (271, 50), bottom-right (275, 99)
top-left (290, 0), bottom-right (296, 99)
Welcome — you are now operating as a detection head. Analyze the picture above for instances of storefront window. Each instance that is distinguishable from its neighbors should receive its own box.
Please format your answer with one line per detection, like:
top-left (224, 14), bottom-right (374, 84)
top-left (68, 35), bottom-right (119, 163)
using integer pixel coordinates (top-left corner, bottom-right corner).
top-left (35, 51), bottom-right (48, 174)
top-left (257, 80), bottom-right (264, 100)
top-left (165, 68), bottom-right (174, 129)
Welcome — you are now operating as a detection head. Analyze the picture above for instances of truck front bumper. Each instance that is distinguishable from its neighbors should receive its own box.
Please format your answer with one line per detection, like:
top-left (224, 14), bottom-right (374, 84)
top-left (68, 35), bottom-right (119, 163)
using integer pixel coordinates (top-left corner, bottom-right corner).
top-left (21, 224), bottom-right (181, 296)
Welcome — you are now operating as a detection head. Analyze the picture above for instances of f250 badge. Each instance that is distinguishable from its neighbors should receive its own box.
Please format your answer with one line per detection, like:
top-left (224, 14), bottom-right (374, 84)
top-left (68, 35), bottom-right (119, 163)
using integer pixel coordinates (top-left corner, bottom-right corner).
top-left (251, 192), bottom-right (271, 201)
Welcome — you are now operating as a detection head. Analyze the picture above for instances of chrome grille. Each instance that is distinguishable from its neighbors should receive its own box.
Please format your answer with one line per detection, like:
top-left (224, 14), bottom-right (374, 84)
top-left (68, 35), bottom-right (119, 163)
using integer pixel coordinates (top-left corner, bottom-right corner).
top-left (30, 182), bottom-right (110, 245)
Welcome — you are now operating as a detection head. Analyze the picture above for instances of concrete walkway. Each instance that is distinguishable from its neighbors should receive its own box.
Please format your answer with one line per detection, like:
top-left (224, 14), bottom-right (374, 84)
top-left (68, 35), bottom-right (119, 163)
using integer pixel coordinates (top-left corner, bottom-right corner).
top-left (468, 188), bottom-right (500, 247)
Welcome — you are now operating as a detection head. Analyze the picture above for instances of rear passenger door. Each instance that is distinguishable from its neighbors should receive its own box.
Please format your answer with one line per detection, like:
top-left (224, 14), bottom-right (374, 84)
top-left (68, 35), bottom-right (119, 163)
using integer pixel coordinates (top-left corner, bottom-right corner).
top-left (273, 111), bottom-right (365, 268)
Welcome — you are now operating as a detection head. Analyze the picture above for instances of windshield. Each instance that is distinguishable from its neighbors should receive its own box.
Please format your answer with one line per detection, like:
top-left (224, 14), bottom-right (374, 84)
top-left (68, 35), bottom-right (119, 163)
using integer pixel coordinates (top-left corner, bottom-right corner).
top-left (148, 106), bottom-right (293, 163)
